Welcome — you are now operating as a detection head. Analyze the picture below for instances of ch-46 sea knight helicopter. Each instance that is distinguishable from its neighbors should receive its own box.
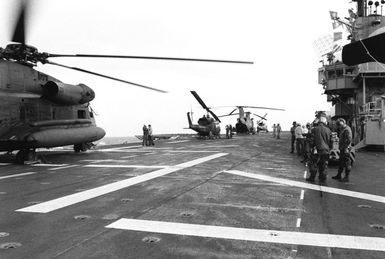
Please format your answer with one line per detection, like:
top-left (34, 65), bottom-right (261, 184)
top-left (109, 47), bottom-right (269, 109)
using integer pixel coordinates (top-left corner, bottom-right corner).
top-left (187, 91), bottom-right (221, 139)
top-left (0, 1), bottom-right (253, 163)
top-left (219, 106), bottom-right (284, 134)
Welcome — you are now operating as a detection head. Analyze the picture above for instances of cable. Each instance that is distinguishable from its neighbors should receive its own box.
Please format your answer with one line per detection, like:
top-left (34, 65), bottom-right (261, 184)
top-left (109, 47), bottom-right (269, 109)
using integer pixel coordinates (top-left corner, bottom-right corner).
top-left (359, 39), bottom-right (385, 70)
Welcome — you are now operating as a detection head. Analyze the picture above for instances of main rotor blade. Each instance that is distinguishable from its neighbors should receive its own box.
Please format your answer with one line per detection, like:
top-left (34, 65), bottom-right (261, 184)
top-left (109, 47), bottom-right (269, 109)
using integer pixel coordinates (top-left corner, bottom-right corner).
top-left (11, 0), bottom-right (27, 44)
top-left (342, 32), bottom-right (385, 66)
top-left (218, 113), bottom-right (239, 118)
top-left (252, 113), bottom-right (267, 120)
top-left (46, 61), bottom-right (167, 93)
top-left (242, 106), bottom-right (285, 111)
top-left (48, 54), bottom-right (253, 64)
top-left (207, 110), bottom-right (221, 122)
top-left (190, 91), bottom-right (220, 122)
top-left (190, 91), bottom-right (209, 109)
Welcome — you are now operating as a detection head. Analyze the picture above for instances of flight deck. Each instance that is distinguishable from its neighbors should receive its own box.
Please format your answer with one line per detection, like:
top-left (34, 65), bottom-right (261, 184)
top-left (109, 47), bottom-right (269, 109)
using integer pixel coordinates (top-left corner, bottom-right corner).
top-left (0, 133), bottom-right (384, 259)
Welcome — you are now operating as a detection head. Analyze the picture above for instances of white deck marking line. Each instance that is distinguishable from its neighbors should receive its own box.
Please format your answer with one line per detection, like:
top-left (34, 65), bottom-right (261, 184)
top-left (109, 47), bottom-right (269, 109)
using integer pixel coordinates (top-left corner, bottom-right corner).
top-left (106, 218), bottom-right (385, 252)
top-left (166, 140), bottom-right (190, 144)
top-left (0, 172), bottom-right (36, 180)
top-left (96, 149), bottom-right (151, 153)
top-left (167, 150), bottom-right (218, 153)
top-left (48, 165), bottom-right (79, 171)
top-left (296, 218), bottom-right (301, 228)
top-left (0, 163), bottom-right (12, 166)
top-left (16, 153), bottom-right (227, 213)
top-left (121, 155), bottom-right (138, 159)
top-left (31, 163), bottom-right (68, 167)
top-left (224, 170), bottom-right (385, 204)
top-left (300, 190), bottom-right (305, 200)
top-left (83, 164), bottom-right (170, 169)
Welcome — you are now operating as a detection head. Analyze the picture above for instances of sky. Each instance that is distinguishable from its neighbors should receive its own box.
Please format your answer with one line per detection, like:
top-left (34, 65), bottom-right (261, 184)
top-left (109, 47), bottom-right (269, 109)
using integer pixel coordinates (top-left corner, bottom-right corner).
top-left (0, 0), bottom-right (356, 137)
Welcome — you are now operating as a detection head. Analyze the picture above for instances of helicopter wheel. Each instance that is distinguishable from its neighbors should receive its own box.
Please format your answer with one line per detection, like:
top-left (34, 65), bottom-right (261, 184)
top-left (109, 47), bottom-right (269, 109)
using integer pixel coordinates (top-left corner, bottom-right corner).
top-left (74, 143), bottom-right (89, 152)
top-left (15, 149), bottom-right (37, 164)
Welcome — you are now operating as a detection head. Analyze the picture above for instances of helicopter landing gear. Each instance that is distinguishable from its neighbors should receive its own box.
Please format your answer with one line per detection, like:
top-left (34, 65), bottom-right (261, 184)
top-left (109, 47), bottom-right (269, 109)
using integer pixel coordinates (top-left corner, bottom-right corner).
top-left (74, 142), bottom-right (94, 152)
top-left (15, 149), bottom-right (37, 164)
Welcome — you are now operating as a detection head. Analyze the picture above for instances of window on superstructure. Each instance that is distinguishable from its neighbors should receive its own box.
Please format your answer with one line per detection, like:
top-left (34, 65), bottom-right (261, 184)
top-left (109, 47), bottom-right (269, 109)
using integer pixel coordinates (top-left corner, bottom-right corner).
top-left (327, 70), bottom-right (336, 79)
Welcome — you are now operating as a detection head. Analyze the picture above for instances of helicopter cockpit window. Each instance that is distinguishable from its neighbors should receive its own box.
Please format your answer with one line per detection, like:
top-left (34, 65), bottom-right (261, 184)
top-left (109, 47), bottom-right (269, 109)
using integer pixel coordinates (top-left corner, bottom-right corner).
top-left (77, 110), bottom-right (86, 119)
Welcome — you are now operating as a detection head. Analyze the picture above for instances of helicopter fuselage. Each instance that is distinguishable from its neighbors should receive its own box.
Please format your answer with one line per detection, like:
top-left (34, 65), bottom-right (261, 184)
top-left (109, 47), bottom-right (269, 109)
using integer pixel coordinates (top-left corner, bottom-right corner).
top-left (187, 112), bottom-right (220, 137)
top-left (0, 60), bottom-right (105, 153)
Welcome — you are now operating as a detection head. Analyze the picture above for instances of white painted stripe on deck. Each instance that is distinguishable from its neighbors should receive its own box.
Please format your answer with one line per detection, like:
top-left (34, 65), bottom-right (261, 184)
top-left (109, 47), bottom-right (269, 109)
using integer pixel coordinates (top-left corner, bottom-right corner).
top-left (83, 164), bottom-right (170, 169)
top-left (224, 170), bottom-right (385, 204)
top-left (121, 155), bottom-right (138, 159)
top-left (296, 218), bottom-right (301, 228)
top-left (166, 140), bottom-right (190, 144)
top-left (0, 172), bottom-right (36, 180)
top-left (0, 163), bottom-right (12, 166)
top-left (300, 190), bottom-right (305, 200)
top-left (97, 149), bottom-right (151, 153)
top-left (16, 153), bottom-right (227, 213)
top-left (106, 218), bottom-right (385, 252)
top-left (48, 165), bottom-right (79, 171)
top-left (167, 150), bottom-right (217, 153)
top-left (31, 163), bottom-right (68, 167)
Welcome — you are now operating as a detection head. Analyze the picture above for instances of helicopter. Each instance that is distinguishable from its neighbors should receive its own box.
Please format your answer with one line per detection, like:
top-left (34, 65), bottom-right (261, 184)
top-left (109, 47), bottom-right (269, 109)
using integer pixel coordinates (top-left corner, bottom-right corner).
top-left (0, 1), bottom-right (253, 163)
top-left (219, 106), bottom-right (285, 134)
top-left (187, 91), bottom-right (221, 139)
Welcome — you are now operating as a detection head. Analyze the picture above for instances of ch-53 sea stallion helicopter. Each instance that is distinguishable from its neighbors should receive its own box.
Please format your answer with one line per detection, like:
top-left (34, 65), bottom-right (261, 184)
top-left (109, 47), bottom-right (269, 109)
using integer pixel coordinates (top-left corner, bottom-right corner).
top-left (0, 1), bottom-right (252, 163)
top-left (219, 106), bottom-right (285, 134)
top-left (187, 91), bottom-right (222, 139)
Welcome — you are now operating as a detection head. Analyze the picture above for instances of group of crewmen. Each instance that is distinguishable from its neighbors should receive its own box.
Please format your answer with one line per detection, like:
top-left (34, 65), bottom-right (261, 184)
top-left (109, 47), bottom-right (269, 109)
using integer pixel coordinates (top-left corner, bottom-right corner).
top-left (142, 124), bottom-right (154, 146)
top-left (271, 124), bottom-right (282, 139)
top-left (290, 115), bottom-right (353, 183)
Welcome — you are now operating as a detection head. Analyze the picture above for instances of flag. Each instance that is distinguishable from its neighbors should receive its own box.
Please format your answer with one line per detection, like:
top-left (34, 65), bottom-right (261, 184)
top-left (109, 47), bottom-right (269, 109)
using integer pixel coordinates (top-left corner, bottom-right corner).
top-left (329, 11), bottom-right (338, 20)
top-left (333, 32), bottom-right (343, 41)
top-left (332, 20), bottom-right (342, 29)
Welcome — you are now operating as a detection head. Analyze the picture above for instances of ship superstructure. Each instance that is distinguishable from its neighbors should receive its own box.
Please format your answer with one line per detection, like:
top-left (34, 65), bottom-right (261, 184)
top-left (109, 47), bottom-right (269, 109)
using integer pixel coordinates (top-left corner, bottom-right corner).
top-left (317, 0), bottom-right (385, 149)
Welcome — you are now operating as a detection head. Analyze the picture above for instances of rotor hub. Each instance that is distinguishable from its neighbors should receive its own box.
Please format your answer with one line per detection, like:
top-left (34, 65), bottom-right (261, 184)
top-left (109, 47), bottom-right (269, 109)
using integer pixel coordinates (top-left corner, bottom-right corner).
top-left (1, 43), bottom-right (48, 66)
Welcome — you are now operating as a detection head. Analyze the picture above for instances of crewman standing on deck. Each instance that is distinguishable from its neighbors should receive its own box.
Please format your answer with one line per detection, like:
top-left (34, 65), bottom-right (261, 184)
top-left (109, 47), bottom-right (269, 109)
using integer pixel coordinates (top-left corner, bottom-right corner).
top-left (332, 118), bottom-right (353, 182)
top-left (142, 125), bottom-right (148, 146)
top-left (306, 116), bottom-right (331, 183)
top-left (290, 121), bottom-right (296, 153)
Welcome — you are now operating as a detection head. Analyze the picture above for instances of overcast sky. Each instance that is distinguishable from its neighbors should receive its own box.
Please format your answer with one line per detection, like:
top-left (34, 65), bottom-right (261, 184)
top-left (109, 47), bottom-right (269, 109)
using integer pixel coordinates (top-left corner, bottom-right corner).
top-left (0, 0), bottom-right (355, 136)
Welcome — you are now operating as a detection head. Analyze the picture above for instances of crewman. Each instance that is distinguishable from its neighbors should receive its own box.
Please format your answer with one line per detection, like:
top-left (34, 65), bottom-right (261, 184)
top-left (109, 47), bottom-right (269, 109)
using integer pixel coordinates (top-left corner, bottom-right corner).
top-left (142, 125), bottom-right (148, 146)
top-left (225, 125), bottom-right (230, 139)
top-left (290, 121), bottom-right (296, 153)
top-left (276, 123), bottom-right (282, 139)
top-left (332, 118), bottom-right (352, 182)
top-left (148, 124), bottom-right (154, 146)
top-left (272, 124), bottom-right (277, 138)
top-left (306, 116), bottom-right (331, 183)
top-left (295, 123), bottom-right (304, 156)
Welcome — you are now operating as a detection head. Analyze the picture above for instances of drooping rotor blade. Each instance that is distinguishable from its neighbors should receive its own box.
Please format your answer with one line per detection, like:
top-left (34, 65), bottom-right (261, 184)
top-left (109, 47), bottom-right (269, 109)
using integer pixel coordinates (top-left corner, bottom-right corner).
top-left (242, 106), bottom-right (285, 111)
top-left (46, 61), bottom-right (167, 93)
top-left (228, 108), bottom-right (238, 115)
top-left (342, 32), bottom-right (385, 66)
top-left (190, 91), bottom-right (209, 109)
top-left (190, 91), bottom-right (221, 122)
top-left (252, 113), bottom-right (267, 120)
top-left (47, 54), bottom-right (254, 64)
top-left (218, 113), bottom-right (240, 118)
top-left (11, 0), bottom-right (27, 44)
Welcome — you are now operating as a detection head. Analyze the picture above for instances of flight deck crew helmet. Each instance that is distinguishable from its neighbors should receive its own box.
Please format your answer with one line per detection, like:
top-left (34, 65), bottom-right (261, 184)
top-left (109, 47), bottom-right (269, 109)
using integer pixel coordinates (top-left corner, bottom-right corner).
top-left (336, 118), bottom-right (346, 125)
top-left (319, 116), bottom-right (327, 124)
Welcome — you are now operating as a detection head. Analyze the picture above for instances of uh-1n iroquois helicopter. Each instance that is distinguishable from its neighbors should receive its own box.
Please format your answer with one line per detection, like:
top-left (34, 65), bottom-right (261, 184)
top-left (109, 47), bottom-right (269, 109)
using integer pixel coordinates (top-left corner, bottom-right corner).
top-left (187, 91), bottom-right (221, 139)
top-left (219, 106), bottom-right (285, 134)
top-left (0, 1), bottom-right (253, 163)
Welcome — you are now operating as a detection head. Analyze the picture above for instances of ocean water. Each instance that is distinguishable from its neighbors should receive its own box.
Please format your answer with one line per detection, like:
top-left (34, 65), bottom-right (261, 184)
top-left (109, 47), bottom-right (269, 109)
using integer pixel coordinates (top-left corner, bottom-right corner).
top-left (96, 136), bottom-right (141, 146)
